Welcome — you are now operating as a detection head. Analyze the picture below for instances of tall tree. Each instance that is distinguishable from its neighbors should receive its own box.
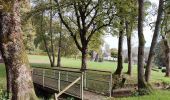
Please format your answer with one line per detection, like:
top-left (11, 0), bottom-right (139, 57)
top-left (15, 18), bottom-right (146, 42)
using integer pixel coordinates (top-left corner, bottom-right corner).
top-left (125, 0), bottom-right (138, 75)
top-left (137, 0), bottom-right (148, 90)
top-left (57, 21), bottom-right (62, 67)
top-left (161, 1), bottom-right (170, 76)
top-left (54, 0), bottom-right (114, 70)
top-left (49, 0), bottom-right (55, 67)
top-left (0, 0), bottom-right (37, 99)
top-left (113, 0), bottom-right (137, 75)
top-left (126, 21), bottom-right (132, 75)
top-left (114, 19), bottom-right (124, 75)
top-left (145, 0), bottom-right (164, 82)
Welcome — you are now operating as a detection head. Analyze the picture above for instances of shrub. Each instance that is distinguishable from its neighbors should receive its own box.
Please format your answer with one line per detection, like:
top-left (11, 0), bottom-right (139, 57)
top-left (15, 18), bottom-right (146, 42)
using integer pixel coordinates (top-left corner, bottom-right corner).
top-left (162, 69), bottom-right (166, 73)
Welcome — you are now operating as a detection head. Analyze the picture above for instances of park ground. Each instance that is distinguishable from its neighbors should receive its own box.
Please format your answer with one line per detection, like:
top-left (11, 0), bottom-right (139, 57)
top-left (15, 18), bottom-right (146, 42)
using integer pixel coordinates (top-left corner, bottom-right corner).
top-left (1, 55), bottom-right (170, 99)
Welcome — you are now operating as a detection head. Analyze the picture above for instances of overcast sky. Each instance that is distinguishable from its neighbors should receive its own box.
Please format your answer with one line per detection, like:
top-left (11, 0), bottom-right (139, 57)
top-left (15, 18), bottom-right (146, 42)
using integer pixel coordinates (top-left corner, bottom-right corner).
top-left (104, 0), bottom-right (159, 49)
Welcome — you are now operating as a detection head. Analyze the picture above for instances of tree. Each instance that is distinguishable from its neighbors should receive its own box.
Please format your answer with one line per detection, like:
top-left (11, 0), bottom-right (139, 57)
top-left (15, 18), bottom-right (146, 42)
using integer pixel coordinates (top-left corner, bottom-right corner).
top-left (54, 0), bottom-right (114, 70)
top-left (57, 21), bottom-right (62, 67)
top-left (126, 21), bottom-right (133, 75)
top-left (125, 0), bottom-right (138, 75)
top-left (49, 0), bottom-right (55, 67)
top-left (160, 1), bottom-right (170, 76)
top-left (110, 48), bottom-right (118, 58)
top-left (114, 19), bottom-right (124, 75)
top-left (113, 0), bottom-right (137, 75)
top-left (0, 0), bottom-right (37, 99)
top-left (145, 0), bottom-right (164, 82)
top-left (154, 40), bottom-right (166, 67)
top-left (26, 0), bottom-right (57, 67)
top-left (21, 0), bottom-right (35, 53)
top-left (137, 0), bottom-right (148, 90)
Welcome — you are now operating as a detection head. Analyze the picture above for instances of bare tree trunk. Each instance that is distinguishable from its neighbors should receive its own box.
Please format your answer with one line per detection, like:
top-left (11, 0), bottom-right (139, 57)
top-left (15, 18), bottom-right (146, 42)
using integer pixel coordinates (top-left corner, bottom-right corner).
top-left (115, 20), bottom-right (124, 75)
top-left (145, 0), bottom-right (164, 82)
top-left (0, 0), bottom-right (37, 99)
top-left (163, 38), bottom-right (170, 77)
top-left (57, 22), bottom-right (62, 67)
top-left (138, 0), bottom-right (147, 90)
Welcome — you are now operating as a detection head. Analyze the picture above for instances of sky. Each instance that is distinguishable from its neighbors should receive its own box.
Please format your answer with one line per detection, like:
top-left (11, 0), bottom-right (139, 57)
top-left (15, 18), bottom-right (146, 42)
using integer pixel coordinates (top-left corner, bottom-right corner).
top-left (104, 0), bottom-right (159, 49)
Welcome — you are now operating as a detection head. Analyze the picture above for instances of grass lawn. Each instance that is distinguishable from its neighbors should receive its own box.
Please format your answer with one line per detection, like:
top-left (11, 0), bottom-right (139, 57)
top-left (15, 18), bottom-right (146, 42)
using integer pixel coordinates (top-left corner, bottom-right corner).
top-left (0, 55), bottom-right (170, 100)
top-left (109, 90), bottom-right (170, 100)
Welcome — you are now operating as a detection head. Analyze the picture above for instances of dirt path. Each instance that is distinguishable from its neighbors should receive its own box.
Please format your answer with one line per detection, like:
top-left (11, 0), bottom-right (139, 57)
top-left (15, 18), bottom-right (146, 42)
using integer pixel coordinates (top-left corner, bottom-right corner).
top-left (84, 90), bottom-right (106, 100)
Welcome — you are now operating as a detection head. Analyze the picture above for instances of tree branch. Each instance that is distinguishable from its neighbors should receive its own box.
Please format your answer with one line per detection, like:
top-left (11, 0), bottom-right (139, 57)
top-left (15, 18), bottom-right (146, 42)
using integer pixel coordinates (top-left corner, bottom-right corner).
top-left (54, 0), bottom-right (82, 51)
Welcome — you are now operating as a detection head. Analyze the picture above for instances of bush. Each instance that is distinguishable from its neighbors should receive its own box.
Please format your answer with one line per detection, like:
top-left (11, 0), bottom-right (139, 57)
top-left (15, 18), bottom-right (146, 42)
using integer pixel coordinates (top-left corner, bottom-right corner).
top-left (132, 89), bottom-right (150, 96)
top-left (162, 69), bottom-right (166, 73)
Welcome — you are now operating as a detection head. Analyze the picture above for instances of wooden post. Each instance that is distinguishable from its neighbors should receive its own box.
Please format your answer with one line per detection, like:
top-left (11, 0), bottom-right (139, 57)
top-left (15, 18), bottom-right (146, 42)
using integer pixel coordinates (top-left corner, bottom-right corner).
top-left (84, 71), bottom-right (87, 89)
top-left (58, 71), bottom-right (61, 92)
top-left (109, 73), bottom-right (113, 97)
top-left (55, 93), bottom-right (58, 100)
top-left (43, 69), bottom-right (45, 87)
top-left (81, 72), bottom-right (84, 100)
top-left (66, 72), bottom-right (68, 81)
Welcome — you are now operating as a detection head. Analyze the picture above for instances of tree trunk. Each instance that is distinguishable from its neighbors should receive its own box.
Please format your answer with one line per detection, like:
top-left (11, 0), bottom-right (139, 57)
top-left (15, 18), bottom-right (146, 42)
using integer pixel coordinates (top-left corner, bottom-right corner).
top-left (0, 50), bottom-right (12, 99)
top-left (57, 22), bottom-right (62, 67)
top-left (0, 1), bottom-right (37, 99)
top-left (137, 0), bottom-right (147, 90)
top-left (5, 62), bottom-right (12, 99)
top-left (81, 46), bottom-right (88, 71)
top-left (126, 21), bottom-right (132, 75)
top-left (127, 35), bottom-right (132, 75)
top-left (114, 20), bottom-right (124, 75)
top-left (163, 39), bottom-right (170, 77)
top-left (49, 0), bottom-right (55, 67)
top-left (145, 0), bottom-right (164, 82)
top-left (40, 11), bottom-right (53, 67)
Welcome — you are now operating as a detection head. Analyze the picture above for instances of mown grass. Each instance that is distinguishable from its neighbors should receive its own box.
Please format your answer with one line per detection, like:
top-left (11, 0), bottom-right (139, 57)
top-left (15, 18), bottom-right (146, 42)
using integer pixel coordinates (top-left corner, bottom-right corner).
top-left (107, 90), bottom-right (170, 100)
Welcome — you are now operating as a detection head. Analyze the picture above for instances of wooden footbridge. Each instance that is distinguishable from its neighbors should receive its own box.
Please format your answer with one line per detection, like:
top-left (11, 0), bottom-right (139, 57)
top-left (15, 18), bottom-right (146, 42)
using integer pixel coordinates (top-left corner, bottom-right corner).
top-left (32, 67), bottom-right (113, 100)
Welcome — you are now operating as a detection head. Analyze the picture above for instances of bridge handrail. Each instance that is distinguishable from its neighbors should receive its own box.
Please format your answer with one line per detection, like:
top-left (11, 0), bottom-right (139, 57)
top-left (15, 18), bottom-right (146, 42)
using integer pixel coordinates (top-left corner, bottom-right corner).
top-left (33, 67), bottom-right (82, 73)
top-left (57, 66), bottom-right (112, 73)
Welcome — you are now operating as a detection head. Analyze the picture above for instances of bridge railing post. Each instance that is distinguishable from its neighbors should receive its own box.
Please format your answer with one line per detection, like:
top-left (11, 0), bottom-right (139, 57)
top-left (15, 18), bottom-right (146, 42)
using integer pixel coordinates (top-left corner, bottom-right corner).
top-left (66, 72), bottom-right (68, 81)
top-left (58, 71), bottom-right (61, 92)
top-left (84, 71), bottom-right (87, 89)
top-left (81, 72), bottom-right (84, 100)
top-left (43, 69), bottom-right (45, 87)
top-left (109, 73), bottom-right (113, 97)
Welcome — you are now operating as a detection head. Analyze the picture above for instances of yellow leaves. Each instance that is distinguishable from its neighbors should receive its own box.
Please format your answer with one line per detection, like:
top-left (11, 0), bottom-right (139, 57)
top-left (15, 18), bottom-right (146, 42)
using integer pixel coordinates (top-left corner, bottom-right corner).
top-left (0, 0), bottom-right (14, 12)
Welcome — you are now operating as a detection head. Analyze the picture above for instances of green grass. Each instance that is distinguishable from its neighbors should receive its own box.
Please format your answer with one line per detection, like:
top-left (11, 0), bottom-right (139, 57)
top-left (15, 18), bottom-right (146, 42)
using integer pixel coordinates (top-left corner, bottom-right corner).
top-left (107, 90), bottom-right (170, 100)
top-left (0, 64), bottom-right (6, 89)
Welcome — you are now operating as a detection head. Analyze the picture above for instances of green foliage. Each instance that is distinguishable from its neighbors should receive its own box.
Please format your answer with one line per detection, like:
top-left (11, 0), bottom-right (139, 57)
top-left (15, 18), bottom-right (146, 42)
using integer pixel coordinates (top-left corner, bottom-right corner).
top-left (0, 90), bottom-right (9, 100)
top-left (110, 48), bottom-right (118, 58)
top-left (154, 40), bottom-right (166, 67)
top-left (89, 32), bottom-right (104, 55)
